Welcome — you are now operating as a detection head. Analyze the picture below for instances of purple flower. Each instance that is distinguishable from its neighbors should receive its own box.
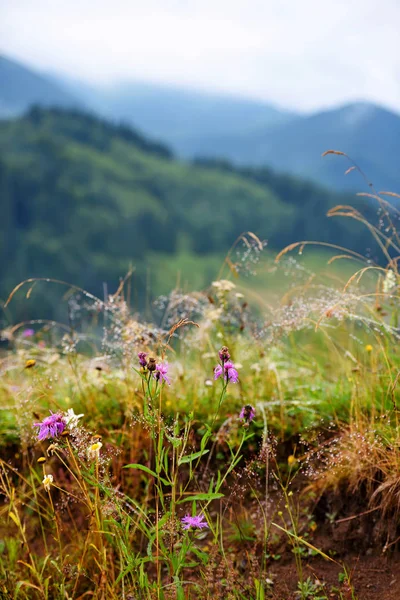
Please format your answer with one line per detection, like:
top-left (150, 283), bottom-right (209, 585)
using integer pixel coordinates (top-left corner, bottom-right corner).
top-left (34, 412), bottom-right (66, 441)
top-left (181, 514), bottom-right (209, 530)
top-left (153, 362), bottom-right (171, 385)
top-left (22, 328), bottom-right (35, 338)
top-left (138, 352), bottom-right (148, 368)
top-left (214, 361), bottom-right (239, 384)
top-left (240, 404), bottom-right (256, 423)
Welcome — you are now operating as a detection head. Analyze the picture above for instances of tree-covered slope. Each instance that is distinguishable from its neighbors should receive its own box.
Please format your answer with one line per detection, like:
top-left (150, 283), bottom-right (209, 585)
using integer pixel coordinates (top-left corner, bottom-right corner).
top-left (0, 108), bottom-right (361, 318)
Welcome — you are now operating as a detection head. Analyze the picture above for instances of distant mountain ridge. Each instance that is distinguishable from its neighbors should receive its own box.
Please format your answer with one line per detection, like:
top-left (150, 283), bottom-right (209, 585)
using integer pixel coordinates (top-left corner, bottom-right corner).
top-left (191, 101), bottom-right (400, 192)
top-left (0, 55), bottom-right (81, 116)
top-left (1, 54), bottom-right (399, 192)
top-left (56, 78), bottom-right (296, 149)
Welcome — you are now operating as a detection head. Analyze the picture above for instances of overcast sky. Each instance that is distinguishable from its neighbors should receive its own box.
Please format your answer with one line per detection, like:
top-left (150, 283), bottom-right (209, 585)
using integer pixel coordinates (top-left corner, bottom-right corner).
top-left (1, 0), bottom-right (399, 113)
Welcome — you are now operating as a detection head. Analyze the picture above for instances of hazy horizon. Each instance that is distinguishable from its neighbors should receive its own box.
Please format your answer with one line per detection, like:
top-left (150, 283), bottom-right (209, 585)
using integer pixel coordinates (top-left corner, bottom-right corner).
top-left (1, 0), bottom-right (399, 115)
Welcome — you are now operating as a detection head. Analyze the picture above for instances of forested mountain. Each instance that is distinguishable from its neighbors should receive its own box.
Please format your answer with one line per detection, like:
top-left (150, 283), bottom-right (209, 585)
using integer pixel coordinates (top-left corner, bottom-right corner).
top-left (0, 107), bottom-right (362, 318)
top-left (1, 55), bottom-right (399, 193)
top-left (60, 81), bottom-right (400, 193)
top-left (0, 56), bottom-right (81, 117)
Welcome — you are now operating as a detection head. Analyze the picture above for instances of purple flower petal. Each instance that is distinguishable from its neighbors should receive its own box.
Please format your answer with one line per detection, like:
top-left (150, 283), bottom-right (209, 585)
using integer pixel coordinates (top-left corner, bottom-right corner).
top-left (153, 362), bottom-right (171, 385)
top-left (214, 365), bottom-right (223, 380)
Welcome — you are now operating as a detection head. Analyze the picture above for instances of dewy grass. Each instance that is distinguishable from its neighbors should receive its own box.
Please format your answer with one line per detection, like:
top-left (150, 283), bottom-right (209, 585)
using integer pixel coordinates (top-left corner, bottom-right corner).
top-left (2, 181), bottom-right (400, 598)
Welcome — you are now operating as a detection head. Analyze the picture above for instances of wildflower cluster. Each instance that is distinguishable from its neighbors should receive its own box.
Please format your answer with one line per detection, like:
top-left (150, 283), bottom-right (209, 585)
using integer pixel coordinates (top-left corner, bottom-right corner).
top-left (137, 352), bottom-right (171, 385)
top-left (34, 408), bottom-right (84, 441)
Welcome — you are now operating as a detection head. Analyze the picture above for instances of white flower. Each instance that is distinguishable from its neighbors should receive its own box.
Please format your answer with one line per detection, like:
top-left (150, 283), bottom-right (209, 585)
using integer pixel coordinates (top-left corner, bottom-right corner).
top-left (383, 269), bottom-right (397, 294)
top-left (64, 408), bottom-right (84, 430)
top-left (88, 441), bottom-right (103, 461)
top-left (204, 307), bottom-right (223, 323)
top-left (212, 279), bottom-right (236, 292)
top-left (42, 474), bottom-right (54, 492)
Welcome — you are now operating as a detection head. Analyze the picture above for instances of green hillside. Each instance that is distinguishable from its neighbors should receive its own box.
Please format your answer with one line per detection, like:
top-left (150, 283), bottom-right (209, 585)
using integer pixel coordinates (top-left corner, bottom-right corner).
top-left (0, 108), bottom-right (363, 319)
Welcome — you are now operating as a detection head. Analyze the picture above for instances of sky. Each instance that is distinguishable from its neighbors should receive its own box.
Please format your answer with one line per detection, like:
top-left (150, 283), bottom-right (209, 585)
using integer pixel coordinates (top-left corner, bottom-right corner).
top-left (1, 0), bottom-right (399, 113)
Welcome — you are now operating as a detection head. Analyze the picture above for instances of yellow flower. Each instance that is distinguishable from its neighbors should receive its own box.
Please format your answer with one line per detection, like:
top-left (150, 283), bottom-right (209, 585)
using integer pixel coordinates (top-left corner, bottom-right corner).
top-left (287, 455), bottom-right (297, 466)
top-left (25, 359), bottom-right (36, 369)
top-left (42, 474), bottom-right (53, 492)
top-left (365, 345), bottom-right (373, 352)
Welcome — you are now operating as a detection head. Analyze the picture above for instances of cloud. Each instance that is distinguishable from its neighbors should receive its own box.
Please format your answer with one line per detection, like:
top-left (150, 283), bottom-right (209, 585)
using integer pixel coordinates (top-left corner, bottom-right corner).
top-left (1, 0), bottom-right (399, 112)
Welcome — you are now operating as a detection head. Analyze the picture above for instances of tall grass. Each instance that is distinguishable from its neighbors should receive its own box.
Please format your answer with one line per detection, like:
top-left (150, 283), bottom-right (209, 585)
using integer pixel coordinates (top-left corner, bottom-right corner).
top-left (1, 169), bottom-right (400, 598)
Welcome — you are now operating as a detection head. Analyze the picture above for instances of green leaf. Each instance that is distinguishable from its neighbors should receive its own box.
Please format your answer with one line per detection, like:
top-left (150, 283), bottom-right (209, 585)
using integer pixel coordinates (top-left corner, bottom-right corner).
top-left (177, 492), bottom-right (224, 504)
top-left (178, 449), bottom-right (209, 465)
top-left (124, 463), bottom-right (171, 486)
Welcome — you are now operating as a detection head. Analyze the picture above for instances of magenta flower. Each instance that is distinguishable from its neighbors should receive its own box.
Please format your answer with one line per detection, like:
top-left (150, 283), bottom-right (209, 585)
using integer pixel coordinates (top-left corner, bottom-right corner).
top-left (181, 514), bottom-right (209, 530)
top-left (22, 328), bottom-right (35, 338)
top-left (138, 352), bottom-right (148, 367)
top-left (240, 404), bottom-right (256, 423)
top-left (153, 362), bottom-right (171, 385)
top-left (34, 412), bottom-right (66, 441)
top-left (214, 361), bottom-right (239, 384)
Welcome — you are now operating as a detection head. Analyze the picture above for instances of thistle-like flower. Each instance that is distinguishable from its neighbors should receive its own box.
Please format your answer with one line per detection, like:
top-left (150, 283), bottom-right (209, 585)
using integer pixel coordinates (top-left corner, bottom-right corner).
top-left (138, 352), bottom-right (148, 368)
top-left (153, 362), bottom-right (171, 385)
top-left (34, 412), bottom-right (66, 441)
top-left (214, 362), bottom-right (239, 384)
top-left (42, 473), bottom-right (54, 492)
top-left (64, 408), bottom-right (84, 430)
top-left (181, 514), bottom-right (209, 530)
top-left (239, 404), bottom-right (255, 423)
top-left (22, 328), bottom-right (35, 338)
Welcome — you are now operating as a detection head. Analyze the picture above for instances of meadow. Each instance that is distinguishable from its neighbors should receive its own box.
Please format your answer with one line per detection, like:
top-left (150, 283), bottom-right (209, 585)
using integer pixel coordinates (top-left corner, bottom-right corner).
top-left (2, 185), bottom-right (400, 600)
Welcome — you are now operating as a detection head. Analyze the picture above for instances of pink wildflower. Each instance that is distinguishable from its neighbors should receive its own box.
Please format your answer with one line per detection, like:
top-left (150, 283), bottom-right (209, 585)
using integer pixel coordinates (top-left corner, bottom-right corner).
top-left (181, 514), bottom-right (208, 530)
top-left (214, 361), bottom-right (239, 384)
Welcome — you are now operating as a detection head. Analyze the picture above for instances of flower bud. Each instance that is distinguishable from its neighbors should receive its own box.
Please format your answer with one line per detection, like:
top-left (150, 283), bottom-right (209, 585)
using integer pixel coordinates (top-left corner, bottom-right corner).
top-left (218, 346), bottom-right (230, 363)
top-left (147, 357), bottom-right (157, 372)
